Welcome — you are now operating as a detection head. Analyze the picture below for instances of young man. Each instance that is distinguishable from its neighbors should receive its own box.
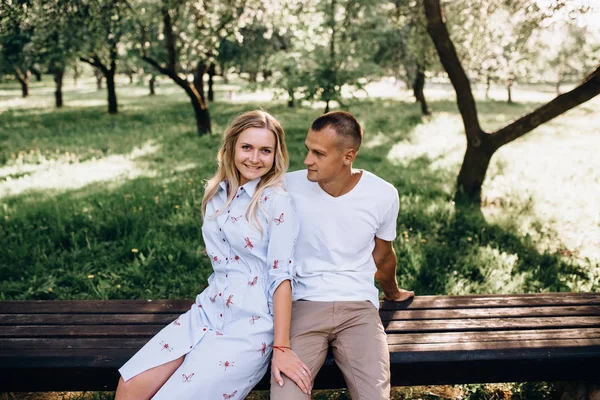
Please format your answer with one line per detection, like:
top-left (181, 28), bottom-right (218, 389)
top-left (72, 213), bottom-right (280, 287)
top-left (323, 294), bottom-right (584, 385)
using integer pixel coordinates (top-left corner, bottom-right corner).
top-left (270, 111), bottom-right (414, 399)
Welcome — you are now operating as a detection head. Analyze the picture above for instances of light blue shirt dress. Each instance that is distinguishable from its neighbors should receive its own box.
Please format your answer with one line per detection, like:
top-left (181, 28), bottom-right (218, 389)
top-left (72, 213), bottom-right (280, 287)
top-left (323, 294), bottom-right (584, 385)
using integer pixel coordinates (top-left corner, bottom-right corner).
top-left (119, 178), bottom-right (298, 399)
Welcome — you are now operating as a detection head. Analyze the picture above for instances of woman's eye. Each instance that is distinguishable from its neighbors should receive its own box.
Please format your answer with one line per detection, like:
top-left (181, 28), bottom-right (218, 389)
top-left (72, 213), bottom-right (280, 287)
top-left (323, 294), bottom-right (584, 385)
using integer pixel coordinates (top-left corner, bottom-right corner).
top-left (262, 149), bottom-right (272, 154)
top-left (241, 145), bottom-right (250, 150)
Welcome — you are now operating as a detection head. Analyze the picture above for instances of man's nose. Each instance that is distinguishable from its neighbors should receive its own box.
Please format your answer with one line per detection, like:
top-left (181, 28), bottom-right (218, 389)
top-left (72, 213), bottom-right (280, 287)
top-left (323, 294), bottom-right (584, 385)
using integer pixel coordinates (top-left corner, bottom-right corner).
top-left (303, 153), bottom-right (312, 166)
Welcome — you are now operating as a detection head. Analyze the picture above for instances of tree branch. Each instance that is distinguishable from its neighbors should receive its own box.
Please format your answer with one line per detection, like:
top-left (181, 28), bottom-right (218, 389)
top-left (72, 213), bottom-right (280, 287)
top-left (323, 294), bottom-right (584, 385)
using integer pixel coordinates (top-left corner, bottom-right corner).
top-left (423, 0), bottom-right (483, 147)
top-left (80, 55), bottom-right (108, 75)
top-left (490, 64), bottom-right (600, 149)
top-left (161, 6), bottom-right (177, 73)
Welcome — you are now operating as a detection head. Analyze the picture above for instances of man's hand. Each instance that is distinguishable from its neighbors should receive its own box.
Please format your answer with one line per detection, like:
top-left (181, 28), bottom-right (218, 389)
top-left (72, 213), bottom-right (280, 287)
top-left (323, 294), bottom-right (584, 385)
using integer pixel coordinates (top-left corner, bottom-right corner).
top-left (271, 347), bottom-right (312, 396)
top-left (383, 288), bottom-right (415, 302)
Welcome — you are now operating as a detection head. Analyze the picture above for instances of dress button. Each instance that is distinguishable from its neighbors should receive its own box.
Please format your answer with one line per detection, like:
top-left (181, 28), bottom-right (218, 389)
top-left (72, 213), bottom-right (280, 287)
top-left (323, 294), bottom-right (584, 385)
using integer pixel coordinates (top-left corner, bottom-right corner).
top-left (220, 313), bottom-right (223, 317)
top-left (222, 238), bottom-right (226, 242)
top-left (219, 293), bottom-right (222, 296)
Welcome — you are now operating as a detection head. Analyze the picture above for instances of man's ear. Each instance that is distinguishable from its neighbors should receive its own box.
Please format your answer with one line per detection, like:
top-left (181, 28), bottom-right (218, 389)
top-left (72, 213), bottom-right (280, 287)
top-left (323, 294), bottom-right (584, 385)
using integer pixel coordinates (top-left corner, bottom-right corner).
top-left (343, 148), bottom-right (357, 165)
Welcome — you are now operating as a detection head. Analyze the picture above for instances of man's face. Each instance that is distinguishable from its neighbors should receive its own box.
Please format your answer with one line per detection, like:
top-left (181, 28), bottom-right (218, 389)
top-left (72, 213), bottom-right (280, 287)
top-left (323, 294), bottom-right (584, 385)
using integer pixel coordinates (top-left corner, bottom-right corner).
top-left (303, 127), bottom-right (348, 183)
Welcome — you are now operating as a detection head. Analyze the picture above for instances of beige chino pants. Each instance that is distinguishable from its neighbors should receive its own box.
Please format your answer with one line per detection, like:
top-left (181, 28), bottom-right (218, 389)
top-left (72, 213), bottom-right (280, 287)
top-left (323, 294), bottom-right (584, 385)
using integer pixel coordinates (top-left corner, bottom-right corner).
top-left (270, 300), bottom-right (391, 400)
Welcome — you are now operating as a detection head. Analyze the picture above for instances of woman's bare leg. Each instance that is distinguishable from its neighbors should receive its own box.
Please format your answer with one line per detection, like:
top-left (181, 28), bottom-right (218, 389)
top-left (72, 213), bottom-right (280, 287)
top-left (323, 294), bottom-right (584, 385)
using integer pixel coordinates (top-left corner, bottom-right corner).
top-left (115, 356), bottom-right (184, 400)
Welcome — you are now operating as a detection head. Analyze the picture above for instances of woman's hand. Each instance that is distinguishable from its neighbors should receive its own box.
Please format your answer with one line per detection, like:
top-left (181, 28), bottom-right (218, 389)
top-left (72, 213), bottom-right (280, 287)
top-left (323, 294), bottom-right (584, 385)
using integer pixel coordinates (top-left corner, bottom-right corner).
top-left (271, 347), bottom-right (312, 396)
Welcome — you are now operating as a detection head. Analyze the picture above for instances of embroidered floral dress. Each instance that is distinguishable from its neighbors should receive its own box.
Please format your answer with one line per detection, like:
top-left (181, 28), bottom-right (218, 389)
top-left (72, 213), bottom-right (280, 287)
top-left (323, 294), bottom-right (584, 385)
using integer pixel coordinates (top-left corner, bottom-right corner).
top-left (119, 178), bottom-right (298, 399)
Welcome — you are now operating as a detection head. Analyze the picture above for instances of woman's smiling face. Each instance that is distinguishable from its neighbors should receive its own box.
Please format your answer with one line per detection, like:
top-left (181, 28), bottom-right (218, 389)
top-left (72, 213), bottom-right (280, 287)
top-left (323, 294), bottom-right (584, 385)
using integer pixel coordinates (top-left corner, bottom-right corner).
top-left (234, 127), bottom-right (276, 185)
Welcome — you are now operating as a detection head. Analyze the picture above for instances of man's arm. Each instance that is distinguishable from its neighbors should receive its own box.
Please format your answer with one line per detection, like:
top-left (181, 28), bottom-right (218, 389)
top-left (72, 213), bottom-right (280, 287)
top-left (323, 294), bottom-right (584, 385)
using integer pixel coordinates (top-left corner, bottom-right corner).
top-left (372, 237), bottom-right (414, 302)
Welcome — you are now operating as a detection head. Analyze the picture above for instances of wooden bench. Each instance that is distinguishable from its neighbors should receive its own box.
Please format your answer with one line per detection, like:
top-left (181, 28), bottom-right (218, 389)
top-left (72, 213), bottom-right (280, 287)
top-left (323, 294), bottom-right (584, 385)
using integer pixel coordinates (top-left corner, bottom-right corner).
top-left (1, 293), bottom-right (599, 393)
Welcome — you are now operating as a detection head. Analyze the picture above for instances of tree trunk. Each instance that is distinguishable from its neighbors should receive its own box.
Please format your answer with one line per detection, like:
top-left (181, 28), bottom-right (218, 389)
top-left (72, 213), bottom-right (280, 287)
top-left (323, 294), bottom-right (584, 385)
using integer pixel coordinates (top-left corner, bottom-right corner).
top-left (220, 62), bottom-right (229, 83)
top-left (73, 63), bottom-right (81, 87)
top-left (194, 62), bottom-right (207, 103)
top-left (485, 75), bottom-right (491, 100)
top-left (556, 80), bottom-right (561, 95)
top-left (15, 69), bottom-right (29, 97)
top-left (149, 75), bottom-right (156, 96)
top-left (95, 68), bottom-right (103, 90)
top-left (507, 79), bottom-right (513, 104)
top-left (424, 0), bottom-right (600, 204)
top-left (106, 71), bottom-right (118, 114)
top-left (412, 64), bottom-right (431, 115)
top-left (325, 100), bottom-right (330, 113)
top-left (182, 83), bottom-right (211, 135)
top-left (208, 63), bottom-right (215, 102)
top-left (139, 7), bottom-right (211, 135)
top-left (288, 87), bottom-right (295, 108)
top-left (455, 143), bottom-right (495, 203)
top-left (31, 68), bottom-right (42, 81)
top-left (54, 67), bottom-right (65, 108)
top-left (128, 72), bottom-right (134, 84)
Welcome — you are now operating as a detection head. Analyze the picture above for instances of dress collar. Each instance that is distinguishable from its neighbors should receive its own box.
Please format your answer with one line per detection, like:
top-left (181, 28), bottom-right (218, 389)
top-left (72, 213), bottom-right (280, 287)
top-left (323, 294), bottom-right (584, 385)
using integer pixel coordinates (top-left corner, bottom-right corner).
top-left (217, 177), bottom-right (261, 199)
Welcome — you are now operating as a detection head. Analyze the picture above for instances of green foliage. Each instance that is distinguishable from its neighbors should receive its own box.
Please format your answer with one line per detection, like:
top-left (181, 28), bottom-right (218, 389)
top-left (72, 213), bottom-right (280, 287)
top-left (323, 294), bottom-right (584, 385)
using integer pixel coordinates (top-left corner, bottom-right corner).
top-left (0, 0), bottom-right (35, 76)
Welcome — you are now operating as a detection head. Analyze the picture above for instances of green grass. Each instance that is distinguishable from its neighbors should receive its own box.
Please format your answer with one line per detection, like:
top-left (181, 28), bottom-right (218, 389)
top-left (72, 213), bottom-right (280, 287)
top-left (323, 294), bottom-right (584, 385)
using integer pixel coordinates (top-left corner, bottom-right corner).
top-left (0, 75), bottom-right (599, 398)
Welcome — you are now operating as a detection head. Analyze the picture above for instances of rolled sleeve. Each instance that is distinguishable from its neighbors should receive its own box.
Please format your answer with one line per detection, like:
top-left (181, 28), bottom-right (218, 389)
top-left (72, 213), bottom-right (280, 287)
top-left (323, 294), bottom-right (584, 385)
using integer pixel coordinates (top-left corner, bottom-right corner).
top-left (266, 191), bottom-right (299, 314)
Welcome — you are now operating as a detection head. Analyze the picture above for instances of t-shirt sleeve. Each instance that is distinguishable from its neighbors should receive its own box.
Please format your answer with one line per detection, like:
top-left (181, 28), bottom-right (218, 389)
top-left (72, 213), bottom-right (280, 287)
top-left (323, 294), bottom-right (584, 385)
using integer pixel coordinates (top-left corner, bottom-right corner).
top-left (266, 191), bottom-right (299, 314)
top-left (376, 188), bottom-right (399, 241)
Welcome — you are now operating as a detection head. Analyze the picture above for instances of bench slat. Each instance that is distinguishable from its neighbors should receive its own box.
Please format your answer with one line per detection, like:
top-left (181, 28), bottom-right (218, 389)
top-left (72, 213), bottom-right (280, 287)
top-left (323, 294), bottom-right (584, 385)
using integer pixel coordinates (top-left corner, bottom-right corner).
top-left (385, 315), bottom-right (600, 332)
top-left (1, 293), bottom-right (599, 314)
top-left (3, 304), bottom-right (599, 326)
top-left (386, 327), bottom-right (600, 344)
top-left (382, 305), bottom-right (600, 320)
top-left (3, 327), bottom-right (599, 351)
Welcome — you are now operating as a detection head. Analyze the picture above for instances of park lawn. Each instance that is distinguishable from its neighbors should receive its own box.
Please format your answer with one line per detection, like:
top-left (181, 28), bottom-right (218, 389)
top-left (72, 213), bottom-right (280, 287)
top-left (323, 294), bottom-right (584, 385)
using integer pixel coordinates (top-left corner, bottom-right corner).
top-left (0, 76), bottom-right (598, 302)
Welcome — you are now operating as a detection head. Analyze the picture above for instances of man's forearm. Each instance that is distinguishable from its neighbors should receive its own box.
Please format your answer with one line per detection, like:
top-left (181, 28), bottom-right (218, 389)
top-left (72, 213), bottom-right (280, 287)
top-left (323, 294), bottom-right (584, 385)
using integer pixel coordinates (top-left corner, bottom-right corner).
top-left (374, 251), bottom-right (400, 298)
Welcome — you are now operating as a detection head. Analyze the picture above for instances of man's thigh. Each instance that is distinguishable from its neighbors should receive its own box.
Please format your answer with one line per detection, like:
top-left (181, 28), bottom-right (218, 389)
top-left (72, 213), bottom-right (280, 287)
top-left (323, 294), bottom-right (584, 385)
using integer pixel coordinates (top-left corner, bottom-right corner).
top-left (331, 301), bottom-right (390, 400)
top-left (270, 301), bottom-right (332, 400)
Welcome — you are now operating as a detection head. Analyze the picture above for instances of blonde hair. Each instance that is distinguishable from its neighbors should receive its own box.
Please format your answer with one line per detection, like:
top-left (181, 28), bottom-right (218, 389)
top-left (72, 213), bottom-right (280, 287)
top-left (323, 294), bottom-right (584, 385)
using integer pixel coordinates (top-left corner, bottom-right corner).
top-left (201, 110), bottom-right (289, 233)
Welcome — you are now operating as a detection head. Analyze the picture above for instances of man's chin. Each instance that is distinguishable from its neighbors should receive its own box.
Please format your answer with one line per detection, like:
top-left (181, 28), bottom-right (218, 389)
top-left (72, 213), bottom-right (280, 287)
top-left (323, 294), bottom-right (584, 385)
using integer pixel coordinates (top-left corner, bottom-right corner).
top-left (306, 171), bottom-right (318, 182)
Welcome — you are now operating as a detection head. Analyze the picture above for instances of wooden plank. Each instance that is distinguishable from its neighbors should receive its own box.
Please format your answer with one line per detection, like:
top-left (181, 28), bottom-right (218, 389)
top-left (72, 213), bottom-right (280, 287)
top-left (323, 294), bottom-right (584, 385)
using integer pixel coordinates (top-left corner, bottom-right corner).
top-left (3, 328), bottom-right (599, 350)
top-left (380, 305), bottom-right (600, 321)
top-left (0, 313), bottom-right (179, 325)
top-left (0, 325), bottom-right (164, 338)
top-left (2, 339), bottom-right (600, 368)
top-left (0, 338), bottom-right (148, 350)
top-left (386, 328), bottom-right (600, 345)
top-left (385, 316), bottom-right (600, 333)
top-left (4, 304), bottom-right (599, 326)
top-left (0, 300), bottom-right (195, 314)
top-left (1, 293), bottom-right (599, 314)
top-left (387, 338), bottom-right (600, 355)
top-left (382, 292), bottom-right (600, 310)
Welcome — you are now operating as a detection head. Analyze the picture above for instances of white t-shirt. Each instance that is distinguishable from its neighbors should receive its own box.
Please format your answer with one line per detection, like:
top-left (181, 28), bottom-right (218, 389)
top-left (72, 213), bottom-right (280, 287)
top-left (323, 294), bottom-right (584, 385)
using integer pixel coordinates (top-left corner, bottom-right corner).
top-left (285, 169), bottom-right (400, 309)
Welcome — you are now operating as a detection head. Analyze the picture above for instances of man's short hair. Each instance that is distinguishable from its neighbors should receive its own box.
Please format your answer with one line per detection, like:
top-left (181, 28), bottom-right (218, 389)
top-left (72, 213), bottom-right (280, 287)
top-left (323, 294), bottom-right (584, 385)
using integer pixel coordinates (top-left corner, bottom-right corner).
top-left (311, 111), bottom-right (362, 151)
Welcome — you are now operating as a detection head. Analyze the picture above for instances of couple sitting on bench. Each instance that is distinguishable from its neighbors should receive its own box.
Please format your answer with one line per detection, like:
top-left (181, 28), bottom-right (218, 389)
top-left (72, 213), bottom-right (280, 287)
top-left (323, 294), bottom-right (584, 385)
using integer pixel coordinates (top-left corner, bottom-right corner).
top-left (115, 110), bottom-right (414, 400)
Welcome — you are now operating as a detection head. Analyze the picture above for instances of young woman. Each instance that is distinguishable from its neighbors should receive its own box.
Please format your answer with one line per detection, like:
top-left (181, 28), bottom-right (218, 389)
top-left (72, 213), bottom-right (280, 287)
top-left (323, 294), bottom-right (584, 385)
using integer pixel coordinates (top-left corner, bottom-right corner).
top-left (115, 110), bottom-right (312, 399)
